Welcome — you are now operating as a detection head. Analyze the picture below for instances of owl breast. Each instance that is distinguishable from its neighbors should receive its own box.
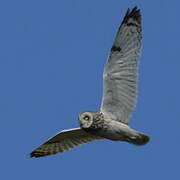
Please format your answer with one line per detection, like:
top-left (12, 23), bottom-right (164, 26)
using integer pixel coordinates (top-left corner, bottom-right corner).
top-left (87, 118), bottom-right (137, 141)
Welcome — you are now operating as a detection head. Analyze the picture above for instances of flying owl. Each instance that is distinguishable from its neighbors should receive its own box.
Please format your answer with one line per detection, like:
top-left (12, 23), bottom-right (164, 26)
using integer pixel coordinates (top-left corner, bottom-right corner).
top-left (30, 7), bottom-right (150, 158)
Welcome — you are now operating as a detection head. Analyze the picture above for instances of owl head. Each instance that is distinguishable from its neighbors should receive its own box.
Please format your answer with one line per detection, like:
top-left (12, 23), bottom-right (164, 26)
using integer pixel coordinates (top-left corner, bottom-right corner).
top-left (79, 112), bottom-right (94, 129)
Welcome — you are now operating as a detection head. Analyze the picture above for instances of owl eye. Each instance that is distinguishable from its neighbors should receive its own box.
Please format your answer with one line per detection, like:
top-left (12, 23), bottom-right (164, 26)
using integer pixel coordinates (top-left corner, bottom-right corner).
top-left (83, 116), bottom-right (90, 120)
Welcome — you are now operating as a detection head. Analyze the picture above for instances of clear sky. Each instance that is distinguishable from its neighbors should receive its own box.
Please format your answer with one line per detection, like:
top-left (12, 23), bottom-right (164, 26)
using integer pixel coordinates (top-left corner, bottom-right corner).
top-left (0, 0), bottom-right (179, 179)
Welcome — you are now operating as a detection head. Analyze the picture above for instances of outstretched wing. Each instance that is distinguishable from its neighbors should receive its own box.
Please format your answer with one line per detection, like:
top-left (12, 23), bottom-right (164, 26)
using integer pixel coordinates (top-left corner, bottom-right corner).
top-left (101, 7), bottom-right (142, 125)
top-left (30, 128), bottom-right (102, 157)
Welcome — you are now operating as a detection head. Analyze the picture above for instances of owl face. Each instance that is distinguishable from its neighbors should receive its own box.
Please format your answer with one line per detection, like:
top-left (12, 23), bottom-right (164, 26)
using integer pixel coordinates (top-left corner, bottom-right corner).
top-left (79, 112), bottom-right (93, 129)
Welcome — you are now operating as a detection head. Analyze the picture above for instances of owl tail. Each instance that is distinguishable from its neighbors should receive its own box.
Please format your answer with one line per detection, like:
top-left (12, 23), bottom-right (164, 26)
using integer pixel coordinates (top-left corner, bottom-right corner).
top-left (125, 132), bottom-right (150, 146)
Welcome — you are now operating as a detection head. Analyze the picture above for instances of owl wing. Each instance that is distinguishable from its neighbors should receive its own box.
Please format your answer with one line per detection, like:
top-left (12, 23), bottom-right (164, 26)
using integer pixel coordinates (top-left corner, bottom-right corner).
top-left (101, 7), bottom-right (142, 125)
top-left (30, 128), bottom-right (102, 157)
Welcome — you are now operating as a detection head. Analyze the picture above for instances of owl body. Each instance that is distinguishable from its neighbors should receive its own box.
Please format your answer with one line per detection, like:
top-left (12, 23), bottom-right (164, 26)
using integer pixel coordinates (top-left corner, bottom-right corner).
top-left (79, 111), bottom-right (149, 145)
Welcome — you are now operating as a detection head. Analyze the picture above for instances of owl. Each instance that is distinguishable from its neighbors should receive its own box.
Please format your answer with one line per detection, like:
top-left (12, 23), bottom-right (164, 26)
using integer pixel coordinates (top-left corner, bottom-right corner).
top-left (30, 7), bottom-right (150, 158)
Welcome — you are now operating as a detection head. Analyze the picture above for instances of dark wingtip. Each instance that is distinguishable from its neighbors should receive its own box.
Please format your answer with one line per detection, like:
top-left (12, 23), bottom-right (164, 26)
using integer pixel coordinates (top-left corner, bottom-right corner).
top-left (30, 151), bottom-right (46, 158)
top-left (30, 150), bottom-right (58, 158)
top-left (30, 153), bottom-right (33, 158)
top-left (121, 6), bottom-right (141, 26)
top-left (30, 151), bottom-right (38, 158)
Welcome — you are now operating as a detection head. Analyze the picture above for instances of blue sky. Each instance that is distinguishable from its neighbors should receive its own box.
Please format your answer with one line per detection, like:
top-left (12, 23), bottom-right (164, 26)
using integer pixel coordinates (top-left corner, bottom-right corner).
top-left (0, 0), bottom-right (179, 179)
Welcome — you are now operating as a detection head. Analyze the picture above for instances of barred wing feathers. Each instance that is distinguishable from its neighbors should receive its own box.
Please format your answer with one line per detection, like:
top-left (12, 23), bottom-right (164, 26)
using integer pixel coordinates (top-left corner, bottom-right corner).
top-left (30, 128), bottom-right (102, 157)
top-left (101, 7), bottom-right (142, 125)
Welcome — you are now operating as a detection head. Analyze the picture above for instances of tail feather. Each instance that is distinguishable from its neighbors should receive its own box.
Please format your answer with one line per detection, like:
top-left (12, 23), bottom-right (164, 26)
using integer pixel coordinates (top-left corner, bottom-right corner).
top-left (126, 133), bottom-right (150, 146)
